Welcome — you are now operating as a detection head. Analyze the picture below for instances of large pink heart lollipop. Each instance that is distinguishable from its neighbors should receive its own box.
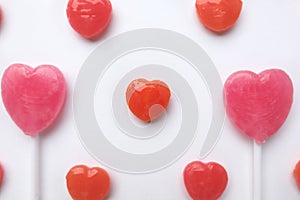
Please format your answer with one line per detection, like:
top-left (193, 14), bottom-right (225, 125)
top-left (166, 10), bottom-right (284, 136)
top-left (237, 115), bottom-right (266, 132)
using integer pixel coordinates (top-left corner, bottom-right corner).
top-left (0, 6), bottom-right (3, 28)
top-left (1, 63), bottom-right (66, 199)
top-left (224, 68), bottom-right (293, 200)
top-left (1, 64), bottom-right (66, 136)
top-left (224, 69), bottom-right (293, 144)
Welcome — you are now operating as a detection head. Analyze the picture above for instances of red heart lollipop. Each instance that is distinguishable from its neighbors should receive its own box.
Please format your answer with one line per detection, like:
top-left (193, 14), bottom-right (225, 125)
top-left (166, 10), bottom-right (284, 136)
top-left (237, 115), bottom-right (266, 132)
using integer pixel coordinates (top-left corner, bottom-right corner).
top-left (66, 0), bottom-right (112, 39)
top-left (183, 161), bottom-right (228, 200)
top-left (1, 64), bottom-right (66, 136)
top-left (66, 165), bottom-right (110, 200)
top-left (195, 0), bottom-right (242, 32)
top-left (126, 78), bottom-right (171, 122)
top-left (224, 69), bottom-right (293, 143)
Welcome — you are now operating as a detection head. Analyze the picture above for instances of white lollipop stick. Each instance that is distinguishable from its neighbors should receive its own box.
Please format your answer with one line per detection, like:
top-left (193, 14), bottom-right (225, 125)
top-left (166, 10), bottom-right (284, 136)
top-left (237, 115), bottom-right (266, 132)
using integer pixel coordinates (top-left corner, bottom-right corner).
top-left (253, 141), bottom-right (262, 200)
top-left (33, 135), bottom-right (41, 200)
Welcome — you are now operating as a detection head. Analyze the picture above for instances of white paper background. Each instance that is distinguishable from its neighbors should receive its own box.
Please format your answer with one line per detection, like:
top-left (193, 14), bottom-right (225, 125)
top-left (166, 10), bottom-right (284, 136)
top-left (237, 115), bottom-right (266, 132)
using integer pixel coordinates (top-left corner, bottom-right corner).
top-left (0, 0), bottom-right (300, 199)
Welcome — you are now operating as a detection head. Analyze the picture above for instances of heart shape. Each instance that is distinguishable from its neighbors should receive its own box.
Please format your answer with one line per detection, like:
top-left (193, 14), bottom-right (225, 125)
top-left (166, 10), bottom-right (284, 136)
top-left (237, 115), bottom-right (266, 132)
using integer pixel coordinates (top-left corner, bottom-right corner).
top-left (66, 165), bottom-right (110, 200)
top-left (126, 78), bottom-right (171, 122)
top-left (183, 161), bottom-right (228, 200)
top-left (1, 64), bottom-right (66, 136)
top-left (224, 69), bottom-right (293, 143)
top-left (195, 0), bottom-right (242, 32)
top-left (66, 0), bottom-right (112, 39)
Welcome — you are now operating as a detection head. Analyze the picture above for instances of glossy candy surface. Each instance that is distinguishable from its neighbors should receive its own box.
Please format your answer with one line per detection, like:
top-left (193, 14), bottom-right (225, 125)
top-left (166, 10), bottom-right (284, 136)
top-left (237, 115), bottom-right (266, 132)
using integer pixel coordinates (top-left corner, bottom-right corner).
top-left (184, 161), bottom-right (228, 200)
top-left (1, 64), bottom-right (66, 136)
top-left (126, 79), bottom-right (171, 122)
top-left (66, 0), bottom-right (112, 39)
top-left (195, 0), bottom-right (242, 32)
top-left (66, 165), bottom-right (110, 200)
top-left (224, 69), bottom-right (293, 143)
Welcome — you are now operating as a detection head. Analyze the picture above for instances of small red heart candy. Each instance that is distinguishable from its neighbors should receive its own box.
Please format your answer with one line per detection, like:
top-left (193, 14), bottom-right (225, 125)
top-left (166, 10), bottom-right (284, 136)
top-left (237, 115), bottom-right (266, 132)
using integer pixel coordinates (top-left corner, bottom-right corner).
top-left (293, 160), bottom-right (300, 189)
top-left (126, 78), bottom-right (171, 122)
top-left (66, 165), bottom-right (110, 200)
top-left (195, 0), bottom-right (242, 32)
top-left (1, 64), bottom-right (66, 136)
top-left (183, 161), bottom-right (228, 200)
top-left (224, 69), bottom-right (293, 143)
top-left (66, 0), bottom-right (112, 39)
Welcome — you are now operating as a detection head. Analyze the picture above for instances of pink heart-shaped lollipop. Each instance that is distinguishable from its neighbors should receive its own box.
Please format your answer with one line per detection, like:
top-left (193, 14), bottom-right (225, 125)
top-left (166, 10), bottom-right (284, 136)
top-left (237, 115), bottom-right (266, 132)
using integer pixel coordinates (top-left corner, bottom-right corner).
top-left (0, 164), bottom-right (3, 188)
top-left (224, 69), bottom-right (293, 143)
top-left (1, 64), bottom-right (66, 136)
top-left (0, 6), bottom-right (3, 27)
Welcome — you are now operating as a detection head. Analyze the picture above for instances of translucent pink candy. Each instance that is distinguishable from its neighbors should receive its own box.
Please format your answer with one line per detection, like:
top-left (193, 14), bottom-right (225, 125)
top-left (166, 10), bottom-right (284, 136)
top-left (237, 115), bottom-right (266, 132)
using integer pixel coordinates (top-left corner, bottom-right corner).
top-left (1, 64), bottom-right (66, 136)
top-left (0, 6), bottom-right (2, 27)
top-left (224, 69), bottom-right (293, 143)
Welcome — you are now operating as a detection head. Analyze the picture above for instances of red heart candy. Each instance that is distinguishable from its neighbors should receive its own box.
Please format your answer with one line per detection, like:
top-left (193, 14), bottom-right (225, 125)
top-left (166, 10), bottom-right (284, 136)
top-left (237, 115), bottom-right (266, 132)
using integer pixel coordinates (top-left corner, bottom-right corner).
top-left (293, 160), bottom-right (300, 189)
top-left (183, 161), bottom-right (228, 200)
top-left (126, 78), bottom-right (171, 122)
top-left (195, 0), bottom-right (242, 32)
top-left (66, 0), bottom-right (112, 39)
top-left (1, 64), bottom-right (66, 136)
top-left (224, 69), bottom-right (293, 143)
top-left (66, 165), bottom-right (110, 200)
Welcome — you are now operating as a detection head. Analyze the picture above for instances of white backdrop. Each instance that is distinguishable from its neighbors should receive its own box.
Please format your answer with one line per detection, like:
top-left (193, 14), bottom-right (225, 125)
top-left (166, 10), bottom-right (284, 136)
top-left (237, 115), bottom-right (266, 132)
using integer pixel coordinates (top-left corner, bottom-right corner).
top-left (0, 0), bottom-right (300, 199)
